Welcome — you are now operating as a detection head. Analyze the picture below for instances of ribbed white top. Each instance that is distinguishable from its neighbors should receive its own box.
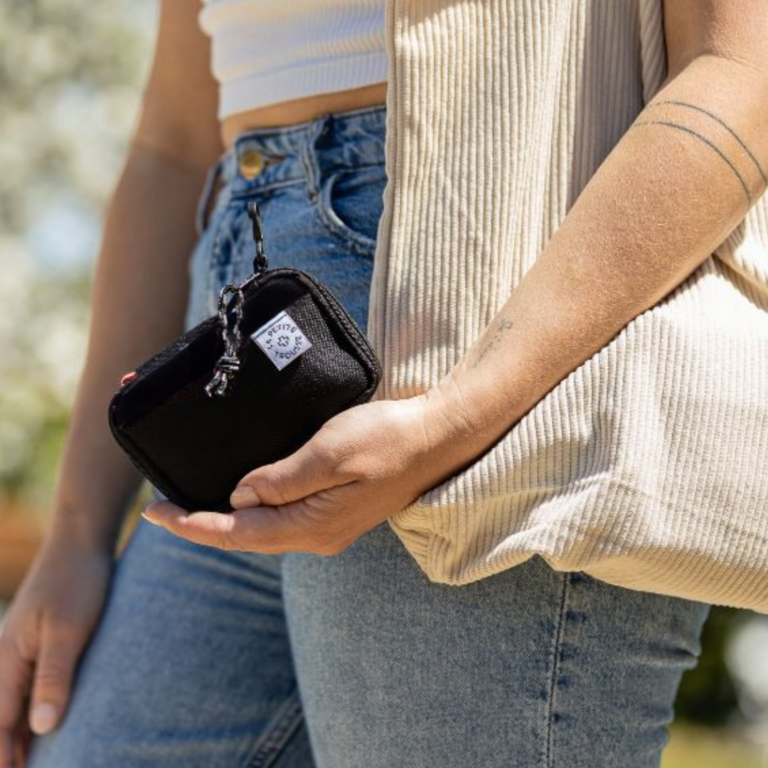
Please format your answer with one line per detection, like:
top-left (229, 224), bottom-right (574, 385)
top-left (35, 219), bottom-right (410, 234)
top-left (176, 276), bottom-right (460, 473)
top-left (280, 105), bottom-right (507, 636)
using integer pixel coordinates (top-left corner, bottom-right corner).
top-left (370, 0), bottom-right (768, 613)
top-left (198, 0), bottom-right (387, 118)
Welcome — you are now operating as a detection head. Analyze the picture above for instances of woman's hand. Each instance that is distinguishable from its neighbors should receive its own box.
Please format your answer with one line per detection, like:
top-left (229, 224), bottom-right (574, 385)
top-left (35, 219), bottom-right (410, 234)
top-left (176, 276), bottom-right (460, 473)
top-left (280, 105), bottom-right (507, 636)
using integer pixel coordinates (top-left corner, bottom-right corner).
top-left (141, 392), bottom-right (469, 555)
top-left (0, 528), bottom-right (113, 766)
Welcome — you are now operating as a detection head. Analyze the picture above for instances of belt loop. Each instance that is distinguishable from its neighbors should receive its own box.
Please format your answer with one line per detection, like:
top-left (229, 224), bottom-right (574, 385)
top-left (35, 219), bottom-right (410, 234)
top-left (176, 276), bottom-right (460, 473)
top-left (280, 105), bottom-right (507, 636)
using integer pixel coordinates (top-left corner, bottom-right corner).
top-left (300, 113), bottom-right (332, 202)
top-left (195, 156), bottom-right (224, 237)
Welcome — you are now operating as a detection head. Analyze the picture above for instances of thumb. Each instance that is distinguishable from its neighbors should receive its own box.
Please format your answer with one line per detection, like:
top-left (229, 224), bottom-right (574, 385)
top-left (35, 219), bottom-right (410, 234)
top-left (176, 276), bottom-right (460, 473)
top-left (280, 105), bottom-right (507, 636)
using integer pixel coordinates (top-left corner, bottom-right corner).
top-left (232, 437), bottom-right (349, 508)
top-left (28, 619), bottom-right (83, 736)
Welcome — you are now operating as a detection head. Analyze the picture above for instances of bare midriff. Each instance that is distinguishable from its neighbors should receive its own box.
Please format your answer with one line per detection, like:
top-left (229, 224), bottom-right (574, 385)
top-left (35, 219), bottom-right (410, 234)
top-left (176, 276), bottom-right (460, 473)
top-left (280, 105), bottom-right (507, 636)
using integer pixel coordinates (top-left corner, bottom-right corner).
top-left (220, 82), bottom-right (388, 149)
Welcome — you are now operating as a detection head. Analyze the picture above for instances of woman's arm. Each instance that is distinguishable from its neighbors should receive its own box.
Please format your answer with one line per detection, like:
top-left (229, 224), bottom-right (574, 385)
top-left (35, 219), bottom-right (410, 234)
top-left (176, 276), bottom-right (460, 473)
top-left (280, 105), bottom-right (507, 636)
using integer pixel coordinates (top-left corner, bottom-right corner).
top-left (52, 0), bottom-right (222, 552)
top-left (0, 1), bottom-right (222, 757)
top-left (418, 0), bottom-right (768, 476)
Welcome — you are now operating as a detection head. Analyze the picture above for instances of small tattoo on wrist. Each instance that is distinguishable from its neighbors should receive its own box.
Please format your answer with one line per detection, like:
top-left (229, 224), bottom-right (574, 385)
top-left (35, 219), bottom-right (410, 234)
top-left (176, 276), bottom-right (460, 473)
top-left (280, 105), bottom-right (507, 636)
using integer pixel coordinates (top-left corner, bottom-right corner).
top-left (472, 317), bottom-right (514, 368)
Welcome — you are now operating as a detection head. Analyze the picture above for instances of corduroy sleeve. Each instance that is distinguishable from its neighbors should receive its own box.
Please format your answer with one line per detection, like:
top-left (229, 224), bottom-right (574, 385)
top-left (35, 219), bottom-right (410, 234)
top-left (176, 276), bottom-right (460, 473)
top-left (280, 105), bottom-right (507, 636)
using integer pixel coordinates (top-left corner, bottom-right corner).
top-left (367, 0), bottom-right (768, 614)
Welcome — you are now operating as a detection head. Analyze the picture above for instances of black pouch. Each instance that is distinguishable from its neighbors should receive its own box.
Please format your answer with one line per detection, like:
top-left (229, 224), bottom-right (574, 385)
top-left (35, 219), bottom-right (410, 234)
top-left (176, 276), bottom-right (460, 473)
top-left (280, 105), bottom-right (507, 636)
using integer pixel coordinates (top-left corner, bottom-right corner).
top-left (108, 201), bottom-right (381, 512)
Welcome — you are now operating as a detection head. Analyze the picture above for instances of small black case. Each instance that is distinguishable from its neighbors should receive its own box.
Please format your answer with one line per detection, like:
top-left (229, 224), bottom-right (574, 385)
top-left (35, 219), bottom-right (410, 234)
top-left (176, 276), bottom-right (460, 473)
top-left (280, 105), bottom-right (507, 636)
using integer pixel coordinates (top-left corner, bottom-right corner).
top-left (107, 201), bottom-right (381, 512)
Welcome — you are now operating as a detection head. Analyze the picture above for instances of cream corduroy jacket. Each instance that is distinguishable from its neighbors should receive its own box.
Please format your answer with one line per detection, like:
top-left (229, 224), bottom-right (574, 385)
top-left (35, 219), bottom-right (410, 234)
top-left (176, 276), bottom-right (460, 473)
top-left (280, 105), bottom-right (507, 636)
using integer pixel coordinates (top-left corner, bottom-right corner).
top-left (366, 0), bottom-right (768, 613)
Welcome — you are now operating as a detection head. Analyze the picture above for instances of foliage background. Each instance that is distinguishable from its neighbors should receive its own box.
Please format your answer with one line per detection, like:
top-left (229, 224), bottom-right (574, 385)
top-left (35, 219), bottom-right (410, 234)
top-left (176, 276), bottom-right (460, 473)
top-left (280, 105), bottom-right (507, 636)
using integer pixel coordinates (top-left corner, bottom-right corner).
top-left (1, 2), bottom-right (767, 766)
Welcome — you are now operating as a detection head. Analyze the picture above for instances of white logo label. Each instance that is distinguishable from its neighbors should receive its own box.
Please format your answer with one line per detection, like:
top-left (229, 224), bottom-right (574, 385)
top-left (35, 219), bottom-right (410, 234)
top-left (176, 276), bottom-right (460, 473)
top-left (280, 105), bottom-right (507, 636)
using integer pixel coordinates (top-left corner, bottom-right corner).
top-left (250, 310), bottom-right (312, 370)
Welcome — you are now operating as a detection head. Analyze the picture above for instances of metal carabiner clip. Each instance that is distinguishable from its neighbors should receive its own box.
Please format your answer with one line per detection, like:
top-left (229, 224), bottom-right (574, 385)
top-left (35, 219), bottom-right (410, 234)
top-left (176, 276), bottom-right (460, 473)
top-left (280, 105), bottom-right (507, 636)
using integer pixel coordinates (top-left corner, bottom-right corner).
top-left (248, 200), bottom-right (269, 274)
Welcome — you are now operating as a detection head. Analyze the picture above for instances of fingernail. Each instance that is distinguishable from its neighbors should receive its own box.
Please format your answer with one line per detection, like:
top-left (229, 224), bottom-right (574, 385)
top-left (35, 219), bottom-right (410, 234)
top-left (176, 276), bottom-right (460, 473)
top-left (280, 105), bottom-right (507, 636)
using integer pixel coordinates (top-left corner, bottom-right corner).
top-left (230, 486), bottom-right (259, 507)
top-left (30, 703), bottom-right (58, 735)
top-left (140, 511), bottom-right (159, 525)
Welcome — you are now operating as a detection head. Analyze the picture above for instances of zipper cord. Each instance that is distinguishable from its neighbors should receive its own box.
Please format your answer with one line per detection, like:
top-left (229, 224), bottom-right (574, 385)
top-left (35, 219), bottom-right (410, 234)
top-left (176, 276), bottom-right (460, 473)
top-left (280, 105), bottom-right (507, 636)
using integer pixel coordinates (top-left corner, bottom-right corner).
top-left (205, 283), bottom-right (245, 397)
top-left (204, 200), bottom-right (269, 398)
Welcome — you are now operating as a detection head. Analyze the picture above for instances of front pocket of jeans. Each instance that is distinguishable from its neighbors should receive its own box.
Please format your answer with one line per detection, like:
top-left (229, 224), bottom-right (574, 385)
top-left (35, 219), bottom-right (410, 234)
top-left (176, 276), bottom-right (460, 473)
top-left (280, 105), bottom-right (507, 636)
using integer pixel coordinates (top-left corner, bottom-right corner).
top-left (316, 165), bottom-right (387, 256)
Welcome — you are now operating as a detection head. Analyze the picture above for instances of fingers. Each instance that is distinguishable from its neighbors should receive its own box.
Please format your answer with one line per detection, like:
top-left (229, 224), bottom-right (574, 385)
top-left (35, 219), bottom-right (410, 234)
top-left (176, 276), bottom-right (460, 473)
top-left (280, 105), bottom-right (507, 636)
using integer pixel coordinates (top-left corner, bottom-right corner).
top-left (0, 637), bottom-right (33, 768)
top-left (142, 492), bottom-right (354, 555)
top-left (142, 501), bottom-right (301, 552)
top-left (12, 717), bottom-right (33, 768)
top-left (0, 727), bottom-right (15, 768)
top-left (28, 617), bottom-right (83, 737)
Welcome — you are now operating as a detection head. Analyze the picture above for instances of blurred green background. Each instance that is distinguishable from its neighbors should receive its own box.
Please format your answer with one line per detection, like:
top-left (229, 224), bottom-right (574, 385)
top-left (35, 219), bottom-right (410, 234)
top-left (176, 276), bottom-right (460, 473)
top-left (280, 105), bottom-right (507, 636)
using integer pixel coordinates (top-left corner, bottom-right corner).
top-left (1, 2), bottom-right (767, 766)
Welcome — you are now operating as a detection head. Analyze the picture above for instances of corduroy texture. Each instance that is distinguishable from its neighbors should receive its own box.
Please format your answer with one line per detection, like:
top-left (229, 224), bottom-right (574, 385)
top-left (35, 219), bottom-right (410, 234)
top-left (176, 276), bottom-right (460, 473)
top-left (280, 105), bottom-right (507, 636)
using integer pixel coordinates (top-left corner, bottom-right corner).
top-left (368, 0), bottom-right (768, 613)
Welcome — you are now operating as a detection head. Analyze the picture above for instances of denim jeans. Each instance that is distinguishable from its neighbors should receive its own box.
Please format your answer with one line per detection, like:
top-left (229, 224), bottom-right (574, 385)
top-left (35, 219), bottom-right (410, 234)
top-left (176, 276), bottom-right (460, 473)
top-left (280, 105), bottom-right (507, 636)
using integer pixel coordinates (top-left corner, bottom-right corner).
top-left (26, 103), bottom-right (711, 768)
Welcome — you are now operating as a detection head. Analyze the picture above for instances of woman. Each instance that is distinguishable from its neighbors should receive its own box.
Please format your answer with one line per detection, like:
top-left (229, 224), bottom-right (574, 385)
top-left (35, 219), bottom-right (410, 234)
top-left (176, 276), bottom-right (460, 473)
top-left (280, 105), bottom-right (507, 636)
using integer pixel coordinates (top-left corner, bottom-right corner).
top-left (2, 0), bottom-right (767, 765)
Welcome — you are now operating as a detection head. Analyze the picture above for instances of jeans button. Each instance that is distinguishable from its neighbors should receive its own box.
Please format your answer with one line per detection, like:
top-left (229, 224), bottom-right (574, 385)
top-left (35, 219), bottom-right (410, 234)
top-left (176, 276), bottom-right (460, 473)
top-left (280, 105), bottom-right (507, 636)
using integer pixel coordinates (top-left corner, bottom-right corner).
top-left (239, 148), bottom-right (263, 180)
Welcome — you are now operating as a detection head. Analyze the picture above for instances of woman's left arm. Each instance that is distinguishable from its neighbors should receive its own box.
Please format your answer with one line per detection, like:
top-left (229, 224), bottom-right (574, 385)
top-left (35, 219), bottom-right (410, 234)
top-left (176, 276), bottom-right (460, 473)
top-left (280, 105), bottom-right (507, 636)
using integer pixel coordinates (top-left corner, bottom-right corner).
top-left (143, 0), bottom-right (768, 554)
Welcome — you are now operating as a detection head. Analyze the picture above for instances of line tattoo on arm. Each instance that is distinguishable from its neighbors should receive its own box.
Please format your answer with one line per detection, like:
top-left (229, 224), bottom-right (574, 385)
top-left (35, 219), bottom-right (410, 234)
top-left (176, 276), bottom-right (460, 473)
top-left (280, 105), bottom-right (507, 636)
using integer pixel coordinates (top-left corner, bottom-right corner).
top-left (630, 100), bottom-right (766, 204)
top-left (650, 100), bottom-right (767, 185)
top-left (471, 317), bottom-right (514, 369)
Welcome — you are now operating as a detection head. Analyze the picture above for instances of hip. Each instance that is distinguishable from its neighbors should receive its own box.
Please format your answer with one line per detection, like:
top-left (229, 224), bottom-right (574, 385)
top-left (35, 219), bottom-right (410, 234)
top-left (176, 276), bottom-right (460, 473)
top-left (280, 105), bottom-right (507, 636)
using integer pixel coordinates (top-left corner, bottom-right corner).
top-left (184, 103), bottom-right (389, 335)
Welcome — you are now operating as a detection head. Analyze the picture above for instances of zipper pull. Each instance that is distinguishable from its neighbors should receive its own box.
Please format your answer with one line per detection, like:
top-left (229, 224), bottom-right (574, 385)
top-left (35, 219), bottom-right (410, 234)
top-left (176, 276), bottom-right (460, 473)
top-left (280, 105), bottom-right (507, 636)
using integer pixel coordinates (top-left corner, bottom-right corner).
top-left (205, 283), bottom-right (246, 397)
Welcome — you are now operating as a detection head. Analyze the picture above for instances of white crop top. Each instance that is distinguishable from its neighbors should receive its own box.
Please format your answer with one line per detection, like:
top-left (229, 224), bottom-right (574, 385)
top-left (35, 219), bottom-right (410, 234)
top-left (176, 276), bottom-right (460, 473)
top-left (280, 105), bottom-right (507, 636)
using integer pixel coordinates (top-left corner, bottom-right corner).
top-left (198, 0), bottom-right (388, 119)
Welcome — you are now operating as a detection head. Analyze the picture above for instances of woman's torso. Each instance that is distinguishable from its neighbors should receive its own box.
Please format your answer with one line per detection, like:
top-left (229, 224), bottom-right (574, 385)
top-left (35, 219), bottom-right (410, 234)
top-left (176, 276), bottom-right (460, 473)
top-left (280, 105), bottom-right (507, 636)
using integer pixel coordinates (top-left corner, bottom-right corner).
top-left (220, 82), bottom-right (387, 147)
top-left (197, 0), bottom-right (388, 147)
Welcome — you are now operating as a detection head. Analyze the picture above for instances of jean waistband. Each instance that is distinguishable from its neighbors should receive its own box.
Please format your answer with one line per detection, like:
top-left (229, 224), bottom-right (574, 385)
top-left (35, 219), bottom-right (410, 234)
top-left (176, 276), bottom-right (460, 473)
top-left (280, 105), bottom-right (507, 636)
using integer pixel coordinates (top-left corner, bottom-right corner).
top-left (195, 103), bottom-right (387, 235)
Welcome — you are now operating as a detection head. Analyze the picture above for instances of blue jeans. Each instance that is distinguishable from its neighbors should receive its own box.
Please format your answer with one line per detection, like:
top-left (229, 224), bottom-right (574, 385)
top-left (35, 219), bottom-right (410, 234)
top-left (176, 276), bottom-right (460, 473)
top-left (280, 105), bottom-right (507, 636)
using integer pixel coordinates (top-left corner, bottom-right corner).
top-left (27, 104), bottom-right (711, 768)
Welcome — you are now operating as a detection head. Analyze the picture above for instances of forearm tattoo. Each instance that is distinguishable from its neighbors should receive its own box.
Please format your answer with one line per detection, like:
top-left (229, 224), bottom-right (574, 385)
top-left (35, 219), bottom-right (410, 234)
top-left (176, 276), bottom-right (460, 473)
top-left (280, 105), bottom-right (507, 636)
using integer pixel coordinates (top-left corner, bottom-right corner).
top-left (631, 100), bottom-right (766, 204)
top-left (471, 317), bottom-right (514, 368)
